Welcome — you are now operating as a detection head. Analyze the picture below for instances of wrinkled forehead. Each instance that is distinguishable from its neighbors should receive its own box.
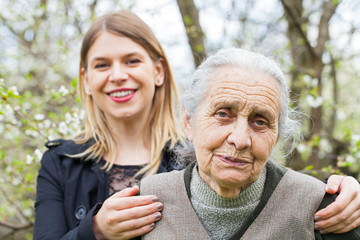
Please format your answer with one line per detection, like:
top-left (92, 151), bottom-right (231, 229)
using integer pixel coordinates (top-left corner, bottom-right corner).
top-left (202, 66), bottom-right (282, 111)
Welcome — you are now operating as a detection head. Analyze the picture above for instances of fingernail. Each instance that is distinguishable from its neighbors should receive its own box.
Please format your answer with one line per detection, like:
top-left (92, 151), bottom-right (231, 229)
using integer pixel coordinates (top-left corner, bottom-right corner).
top-left (326, 185), bottom-right (336, 191)
top-left (154, 212), bottom-right (161, 220)
top-left (156, 202), bottom-right (163, 210)
top-left (315, 216), bottom-right (321, 221)
top-left (314, 225), bottom-right (320, 230)
top-left (320, 230), bottom-right (327, 234)
top-left (152, 196), bottom-right (159, 202)
top-left (149, 223), bottom-right (155, 228)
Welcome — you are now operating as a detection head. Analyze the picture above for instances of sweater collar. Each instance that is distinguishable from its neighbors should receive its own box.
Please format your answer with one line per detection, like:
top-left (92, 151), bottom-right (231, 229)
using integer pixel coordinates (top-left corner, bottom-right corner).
top-left (190, 164), bottom-right (267, 208)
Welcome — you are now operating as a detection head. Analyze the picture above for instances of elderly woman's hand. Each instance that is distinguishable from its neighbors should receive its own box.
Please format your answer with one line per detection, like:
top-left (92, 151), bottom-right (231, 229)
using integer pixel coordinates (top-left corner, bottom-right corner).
top-left (314, 175), bottom-right (360, 234)
top-left (92, 185), bottom-right (163, 240)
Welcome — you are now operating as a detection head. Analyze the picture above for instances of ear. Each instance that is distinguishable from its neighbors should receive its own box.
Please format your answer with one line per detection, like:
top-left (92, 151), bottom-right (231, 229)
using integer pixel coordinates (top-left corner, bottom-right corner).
top-left (183, 107), bottom-right (193, 142)
top-left (81, 68), bottom-right (92, 95)
top-left (154, 58), bottom-right (165, 87)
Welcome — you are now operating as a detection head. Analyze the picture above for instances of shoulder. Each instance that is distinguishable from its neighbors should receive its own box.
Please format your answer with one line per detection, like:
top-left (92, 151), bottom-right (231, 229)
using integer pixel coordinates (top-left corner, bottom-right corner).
top-left (266, 161), bottom-right (325, 195)
top-left (140, 169), bottom-right (185, 195)
top-left (44, 138), bottom-right (93, 156)
top-left (40, 139), bottom-right (97, 172)
top-left (285, 168), bottom-right (325, 190)
top-left (144, 169), bottom-right (184, 183)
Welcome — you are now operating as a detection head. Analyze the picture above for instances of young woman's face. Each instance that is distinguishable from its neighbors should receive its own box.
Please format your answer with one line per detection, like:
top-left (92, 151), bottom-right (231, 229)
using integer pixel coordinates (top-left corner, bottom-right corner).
top-left (82, 32), bottom-right (164, 123)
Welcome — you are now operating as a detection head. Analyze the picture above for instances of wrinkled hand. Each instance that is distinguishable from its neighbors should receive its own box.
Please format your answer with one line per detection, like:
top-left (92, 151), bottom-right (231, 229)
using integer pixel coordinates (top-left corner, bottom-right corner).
top-left (92, 185), bottom-right (163, 240)
top-left (314, 175), bottom-right (360, 234)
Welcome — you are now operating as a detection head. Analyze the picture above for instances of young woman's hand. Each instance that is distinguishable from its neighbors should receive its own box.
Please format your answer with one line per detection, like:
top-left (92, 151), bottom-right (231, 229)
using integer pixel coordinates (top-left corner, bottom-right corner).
top-left (92, 185), bottom-right (163, 240)
top-left (315, 175), bottom-right (360, 234)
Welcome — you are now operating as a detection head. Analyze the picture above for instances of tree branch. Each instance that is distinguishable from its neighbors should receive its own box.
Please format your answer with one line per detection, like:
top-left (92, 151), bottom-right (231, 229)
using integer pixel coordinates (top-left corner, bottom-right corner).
top-left (0, 221), bottom-right (33, 230)
top-left (314, 0), bottom-right (338, 55)
top-left (281, 0), bottom-right (317, 59)
top-left (176, 0), bottom-right (207, 67)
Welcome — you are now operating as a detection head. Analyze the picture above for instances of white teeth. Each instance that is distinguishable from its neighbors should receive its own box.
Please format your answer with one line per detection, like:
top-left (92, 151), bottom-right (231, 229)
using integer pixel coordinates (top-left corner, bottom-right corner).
top-left (109, 90), bottom-right (134, 98)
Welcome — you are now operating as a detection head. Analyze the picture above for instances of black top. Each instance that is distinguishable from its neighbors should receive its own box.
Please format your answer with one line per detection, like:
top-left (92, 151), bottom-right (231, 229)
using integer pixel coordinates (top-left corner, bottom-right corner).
top-left (33, 139), bottom-right (182, 240)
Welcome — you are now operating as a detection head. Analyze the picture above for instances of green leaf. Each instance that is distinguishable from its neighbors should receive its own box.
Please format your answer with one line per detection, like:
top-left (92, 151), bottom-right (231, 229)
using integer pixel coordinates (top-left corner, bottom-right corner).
top-left (71, 77), bottom-right (77, 89)
top-left (184, 15), bottom-right (193, 26)
top-left (305, 165), bottom-right (313, 170)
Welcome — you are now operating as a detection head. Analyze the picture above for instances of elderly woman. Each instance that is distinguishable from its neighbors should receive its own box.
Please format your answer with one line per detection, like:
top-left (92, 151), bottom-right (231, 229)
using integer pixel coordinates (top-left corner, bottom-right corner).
top-left (139, 48), bottom-right (360, 239)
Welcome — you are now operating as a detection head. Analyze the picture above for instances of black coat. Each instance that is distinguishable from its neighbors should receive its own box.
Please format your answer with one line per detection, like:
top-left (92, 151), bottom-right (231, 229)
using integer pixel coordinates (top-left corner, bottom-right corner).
top-left (33, 139), bottom-right (182, 240)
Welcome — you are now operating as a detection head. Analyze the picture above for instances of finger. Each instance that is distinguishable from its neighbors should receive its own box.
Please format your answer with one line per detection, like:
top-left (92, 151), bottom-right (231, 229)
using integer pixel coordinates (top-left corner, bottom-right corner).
top-left (315, 190), bottom-right (360, 232)
top-left (333, 216), bottom-right (360, 234)
top-left (325, 175), bottom-right (344, 194)
top-left (316, 208), bottom-right (360, 234)
top-left (315, 201), bottom-right (360, 231)
top-left (315, 177), bottom-right (359, 220)
top-left (112, 185), bottom-right (140, 198)
top-left (107, 201), bottom-right (164, 223)
top-left (115, 210), bottom-right (162, 233)
top-left (104, 195), bottom-right (160, 211)
top-left (111, 221), bottom-right (157, 240)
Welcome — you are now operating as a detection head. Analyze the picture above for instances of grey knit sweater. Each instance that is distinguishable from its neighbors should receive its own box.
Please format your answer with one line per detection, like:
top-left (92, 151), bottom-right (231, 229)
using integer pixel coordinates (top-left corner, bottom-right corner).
top-left (190, 166), bottom-right (267, 240)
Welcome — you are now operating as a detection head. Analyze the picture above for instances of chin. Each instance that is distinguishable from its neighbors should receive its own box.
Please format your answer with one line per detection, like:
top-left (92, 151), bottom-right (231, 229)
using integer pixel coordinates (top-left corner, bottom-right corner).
top-left (216, 173), bottom-right (253, 188)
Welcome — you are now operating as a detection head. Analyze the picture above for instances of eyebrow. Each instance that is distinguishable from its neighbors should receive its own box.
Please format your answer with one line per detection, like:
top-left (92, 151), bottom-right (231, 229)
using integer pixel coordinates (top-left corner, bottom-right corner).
top-left (89, 51), bottom-right (146, 65)
top-left (211, 99), bottom-right (276, 119)
top-left (252, 107), bottom-right (276, 120)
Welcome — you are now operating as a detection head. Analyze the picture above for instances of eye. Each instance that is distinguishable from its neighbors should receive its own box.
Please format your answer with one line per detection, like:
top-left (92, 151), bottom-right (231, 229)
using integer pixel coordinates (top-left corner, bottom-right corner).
top-left (255, 119), bottom-right (266, 126)
top-left (127, 58), bottom-right (141, 65)
top-left (214, 109), bottom-right (232, 120)
top-left (94, 62), bottom-right (109, 69)
top-left (217, 111), bottom-right (228, 118)
top-left (250, 115), bottom-right (269, 130)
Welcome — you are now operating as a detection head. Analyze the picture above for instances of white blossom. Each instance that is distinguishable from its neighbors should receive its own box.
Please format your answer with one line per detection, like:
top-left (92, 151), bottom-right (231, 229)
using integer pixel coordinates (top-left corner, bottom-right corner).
top-left (8, 86), bottom-right (19, 95)
top-left (311, 78), bottom-right (319, 87)
top-left (306, 95), bottom-right (323, 108)
top-left (58, 121), bottom-right (68, 135)
top-left (320, 139), bottom-right (332, 153)
top-left (25, 129), bottom-right (39, 137)
top-left (346, 155), bottom-right (356, 164)
top-left (58, 85), bottom-right (70, 96)
top-left (352, 134), bottom-right (360, 142)
top-left (297, 143), bottom-right (307, 153)
top-left (34, 149), bottom-right (42, 161)
top-left (26, 155), bottom-right (33, 164)
top-left (337, 110), bottom-right (346, 121)
top-left (34, 113), bottom-right (45, 121)
top-left (65, 112), bottom-right (72, 124)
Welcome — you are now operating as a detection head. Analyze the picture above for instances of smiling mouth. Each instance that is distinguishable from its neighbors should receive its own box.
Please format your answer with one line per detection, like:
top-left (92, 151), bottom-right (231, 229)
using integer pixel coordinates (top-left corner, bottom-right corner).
top-left (108, 90), bottom-right (136, 98)
top-left (219, 156), bottom-right (252, 166)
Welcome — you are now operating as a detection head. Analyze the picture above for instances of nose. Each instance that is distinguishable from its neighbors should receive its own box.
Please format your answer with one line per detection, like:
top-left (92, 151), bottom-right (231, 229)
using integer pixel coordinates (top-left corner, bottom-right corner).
top-left (109, 62), bottom-right (128, 82)
top-left (226, 119), bottom-right (251, 150)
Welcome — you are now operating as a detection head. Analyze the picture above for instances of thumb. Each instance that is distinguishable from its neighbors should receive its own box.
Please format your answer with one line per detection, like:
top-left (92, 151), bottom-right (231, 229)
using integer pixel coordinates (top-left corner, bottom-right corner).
top-left (114, 185), bottom-right (140, 198)
top-left (325, 175), bottom-right (343, 194)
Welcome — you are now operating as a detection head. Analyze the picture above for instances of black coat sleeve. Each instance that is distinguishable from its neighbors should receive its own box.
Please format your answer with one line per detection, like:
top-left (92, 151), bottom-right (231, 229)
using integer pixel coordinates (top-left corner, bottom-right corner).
top-left (33, 149), bottom-right (98, 240)
top-left (315, 193), bottom-right (360, 240)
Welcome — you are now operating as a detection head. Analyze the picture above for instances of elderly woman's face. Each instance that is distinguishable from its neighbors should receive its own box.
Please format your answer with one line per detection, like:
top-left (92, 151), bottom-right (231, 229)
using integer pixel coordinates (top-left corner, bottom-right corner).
top-left (185, 66), bottom-right (282, 197)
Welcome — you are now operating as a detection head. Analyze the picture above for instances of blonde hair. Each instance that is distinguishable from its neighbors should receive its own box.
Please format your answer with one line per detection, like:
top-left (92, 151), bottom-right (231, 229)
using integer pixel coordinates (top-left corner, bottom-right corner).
top-left (74, 10), bottom-right (182, 176)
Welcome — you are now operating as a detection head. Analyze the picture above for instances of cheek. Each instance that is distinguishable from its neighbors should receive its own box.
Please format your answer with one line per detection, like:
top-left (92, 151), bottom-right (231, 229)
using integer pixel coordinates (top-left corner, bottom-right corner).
top-left (192, 119), bottom-right (229, 168)
top-left (193, 118), bottom-right (227, 151)
top-left (252, 131), bottom-right (278, 160)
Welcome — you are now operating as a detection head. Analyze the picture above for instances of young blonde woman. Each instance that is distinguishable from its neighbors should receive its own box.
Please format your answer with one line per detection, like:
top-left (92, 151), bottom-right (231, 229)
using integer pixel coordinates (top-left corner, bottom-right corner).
top-left (34, 10), bottom-right (360, 240)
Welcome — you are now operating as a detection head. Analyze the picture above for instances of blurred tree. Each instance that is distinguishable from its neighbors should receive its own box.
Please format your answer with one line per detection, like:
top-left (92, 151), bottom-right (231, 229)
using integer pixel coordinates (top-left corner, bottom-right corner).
top-left (281, 0), bottom-right (339, 170)
top-left (176, 0), bottom-right (206, 67)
